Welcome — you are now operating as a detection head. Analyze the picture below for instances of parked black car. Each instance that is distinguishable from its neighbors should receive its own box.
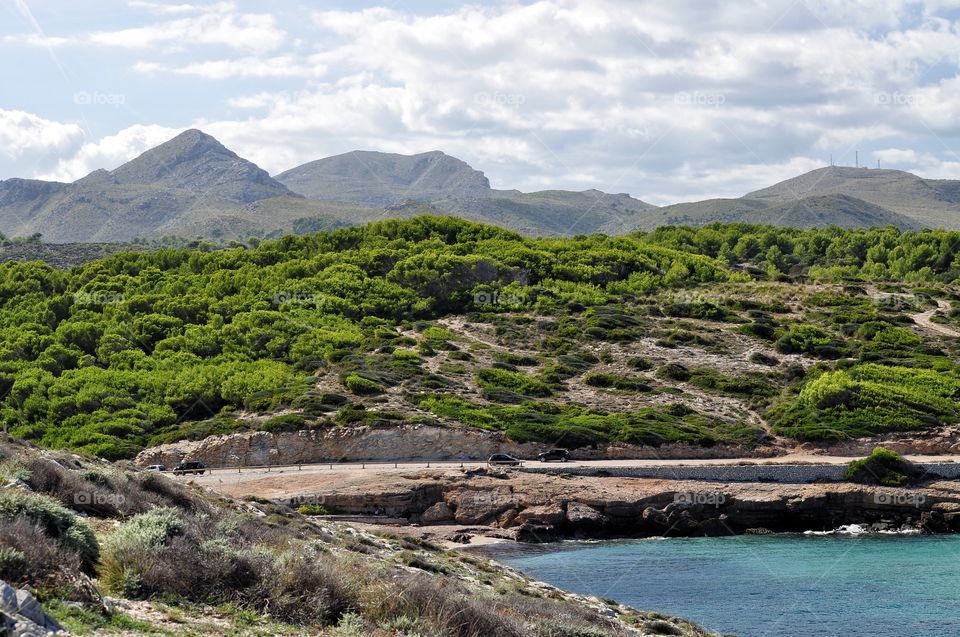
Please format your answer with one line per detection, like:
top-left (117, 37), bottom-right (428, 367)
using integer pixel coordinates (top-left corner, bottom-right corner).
top-left (172, 461), bottom-right (207, 475)
top-left (487, 453), bottom-right (522, 467)
top-left (538, 448), bottom-right (570, 462)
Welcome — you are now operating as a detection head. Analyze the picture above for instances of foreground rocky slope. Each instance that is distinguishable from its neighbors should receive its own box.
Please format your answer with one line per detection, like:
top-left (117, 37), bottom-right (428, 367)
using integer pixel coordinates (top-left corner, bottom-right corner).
top-left (0, 437), bottom-right (719, 636)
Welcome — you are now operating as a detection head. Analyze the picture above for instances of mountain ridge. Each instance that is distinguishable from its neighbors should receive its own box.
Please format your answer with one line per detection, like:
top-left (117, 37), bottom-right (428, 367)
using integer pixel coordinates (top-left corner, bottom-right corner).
top-left (1, 130), bottom-right (958, 242)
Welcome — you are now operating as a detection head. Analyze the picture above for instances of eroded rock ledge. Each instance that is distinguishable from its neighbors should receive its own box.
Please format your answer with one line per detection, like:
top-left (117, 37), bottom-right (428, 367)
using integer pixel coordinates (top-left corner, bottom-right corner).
top-left (216, 467), bottom-right (960, 541)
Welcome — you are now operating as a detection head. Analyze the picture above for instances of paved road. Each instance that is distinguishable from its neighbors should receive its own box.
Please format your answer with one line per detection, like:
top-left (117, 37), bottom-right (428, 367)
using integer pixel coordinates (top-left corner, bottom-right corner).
top-left (184, 453), bottom-right (960, 487)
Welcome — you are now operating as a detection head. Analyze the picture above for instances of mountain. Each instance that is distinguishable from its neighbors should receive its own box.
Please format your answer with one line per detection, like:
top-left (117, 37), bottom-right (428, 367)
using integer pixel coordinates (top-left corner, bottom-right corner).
top-left (744, 166), bottom-right (960, 226)
top-left (109, 128), bottom-right (294, 203)
top-left (734, 194), bottom-right (920, 229)
top-left (0, 130), bottom-right (358, 242)
top-left (276, 150), bottom-right (491, 205)
top-left (627, 166), bottom-right (960, 232)
top-left (275, 150), bottom-right (658, 235)
top-left (648, 193), bottom-right (920, 231)
top-left (2, 131), bottom-right (959, 243)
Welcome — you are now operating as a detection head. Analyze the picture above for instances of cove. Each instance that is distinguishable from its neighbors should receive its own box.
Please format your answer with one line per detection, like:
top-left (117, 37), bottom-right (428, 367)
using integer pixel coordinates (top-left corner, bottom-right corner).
top-left (491, 534), bottom-right (960, 637)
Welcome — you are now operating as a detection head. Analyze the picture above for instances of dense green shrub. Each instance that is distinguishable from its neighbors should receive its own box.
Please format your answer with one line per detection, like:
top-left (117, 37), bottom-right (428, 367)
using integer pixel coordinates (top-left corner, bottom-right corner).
top-left (343, 374), bottom-right (386, 396)
top-left (5, 216), bottom-right (960, 459)
top-left (844, 448), bottom-right (922, 486)
top-left (297, 504), bottom-right (330, 516)
top-left (775, 323), bottom-right (846, 358)
top-left (410, 393), bottom-right (766, 448)
top-left (492, 352), bottom-right (539, 366)
top-left (749, 352), bottom-right (780, 366)
top-left (260, 413), bottom-right (308, 433)
top-left (656, 363), bottom-right (691, 382)
top-left (582, 372), bottom-right (651, 392)
top-left (626, 356), bottom-right (654, 371)
top-left (476, 368), bottom-right (552, 397)
top-left (686, 368), bottom-right (776, 397)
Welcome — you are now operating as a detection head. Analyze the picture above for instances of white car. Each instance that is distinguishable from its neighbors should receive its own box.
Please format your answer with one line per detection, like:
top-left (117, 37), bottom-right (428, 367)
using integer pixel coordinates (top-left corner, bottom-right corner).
top-left (145, 464), bottom-right (167, 472)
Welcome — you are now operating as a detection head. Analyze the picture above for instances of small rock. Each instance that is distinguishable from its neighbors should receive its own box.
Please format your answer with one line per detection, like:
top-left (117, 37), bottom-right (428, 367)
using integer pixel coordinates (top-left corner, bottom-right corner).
top-left (514, 520), bottom-right (558, 543)
top-left (745, 527), bottom-right (774, 535)
top-left (450, 532), bottom-right (472, 544)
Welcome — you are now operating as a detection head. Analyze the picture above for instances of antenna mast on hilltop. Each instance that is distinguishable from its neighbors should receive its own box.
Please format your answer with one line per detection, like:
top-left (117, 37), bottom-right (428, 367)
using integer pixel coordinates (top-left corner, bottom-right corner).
top-left (856, 151), bottom-right (859, 168)
top-left (830, 153), bottom-right (834, 166)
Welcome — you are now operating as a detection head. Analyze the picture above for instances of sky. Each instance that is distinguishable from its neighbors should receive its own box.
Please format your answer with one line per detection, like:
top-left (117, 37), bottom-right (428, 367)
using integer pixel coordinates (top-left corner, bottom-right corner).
top-left (2, 0), bottom-right (960, 205)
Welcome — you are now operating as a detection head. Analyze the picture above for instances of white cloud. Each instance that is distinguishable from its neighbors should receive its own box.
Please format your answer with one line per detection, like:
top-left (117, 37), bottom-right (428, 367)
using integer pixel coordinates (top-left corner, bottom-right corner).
top-left (2, 33), bottom-right (69, 47)
top-left (90, 3), bottom-right (285, 53)
top-left (0, 110), bottom-right (82, 161)
top-left (127, 1), bottom-right (204, 15)
top-left (39, 124), bottom-right (182, 182)
top-left (8, 0), bottom-right (960, 202)
top-left (135, 56), bottom-right (323, 79)
top-left (874, 148), bottom-right (960, 178)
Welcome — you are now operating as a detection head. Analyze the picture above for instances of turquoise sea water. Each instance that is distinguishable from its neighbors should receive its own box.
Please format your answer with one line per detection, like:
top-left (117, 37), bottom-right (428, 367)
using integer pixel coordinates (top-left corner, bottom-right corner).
top-left (493, 534), bottom-right (960, 636)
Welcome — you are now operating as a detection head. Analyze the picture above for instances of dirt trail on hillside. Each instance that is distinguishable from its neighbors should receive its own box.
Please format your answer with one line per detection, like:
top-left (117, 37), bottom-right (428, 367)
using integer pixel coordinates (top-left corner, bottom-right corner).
top-left (864, 285), bottom-right (960, 338)
top-left (912, 299), bottom-right (960, 338)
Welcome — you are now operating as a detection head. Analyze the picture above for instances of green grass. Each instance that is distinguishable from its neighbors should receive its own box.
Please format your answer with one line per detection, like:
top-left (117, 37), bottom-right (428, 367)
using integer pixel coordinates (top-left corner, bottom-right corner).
top-left (44, 600), bottom-right (169, 636)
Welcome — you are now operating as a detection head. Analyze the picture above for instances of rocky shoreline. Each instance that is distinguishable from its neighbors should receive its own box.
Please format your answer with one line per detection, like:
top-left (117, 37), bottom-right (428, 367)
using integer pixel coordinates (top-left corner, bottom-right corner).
top-left (201, 465), bottom-right (960, 543)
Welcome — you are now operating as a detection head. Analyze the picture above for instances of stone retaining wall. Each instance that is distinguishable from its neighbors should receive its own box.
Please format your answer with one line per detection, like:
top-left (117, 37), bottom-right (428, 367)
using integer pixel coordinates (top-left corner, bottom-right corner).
top-left (524, 462), bottom-right (960, 483)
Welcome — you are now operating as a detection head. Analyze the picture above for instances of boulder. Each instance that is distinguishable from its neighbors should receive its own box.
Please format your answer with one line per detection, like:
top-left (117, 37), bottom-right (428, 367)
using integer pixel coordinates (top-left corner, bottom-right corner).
top-left (699, 515), bottom-right (735, 536)
top-left (943, 511), bottom-right (960, 531)
top-left (420, 502), bottom-right (454, 525)
top-left (642, 506), bottom-right (669, 527)
top-left (449, 488), bottom-right (516, 525)
top-left (920, 511), bottom-right (949, 533)
top-left (515, 503), bottom-right (566, 526)
top-left (566, 502), bottom-right (606, 527)
top-left (0, 580), bottom-right (63, 635)
top-left (497, 508), bottom-right (519, 528)
top-left (932, 502), bottom-right (960, 515)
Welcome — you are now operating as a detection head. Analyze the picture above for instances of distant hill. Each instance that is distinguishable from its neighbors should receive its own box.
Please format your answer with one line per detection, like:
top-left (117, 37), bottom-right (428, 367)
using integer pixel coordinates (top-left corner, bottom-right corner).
top-left (276, 150), bottom-right (491, 205)
top-left (744, 166), bottom-right (960, 227)
top-left (276, 150), bottom-right (659, 235)
top-left (628, 166), bottom-right (959, 232)
top-left (647, 193), bottom-right (920, 231)
top-left (751, 194), bottom-right (921, 230)
top-left (1, 131), bottom-right (958, 242)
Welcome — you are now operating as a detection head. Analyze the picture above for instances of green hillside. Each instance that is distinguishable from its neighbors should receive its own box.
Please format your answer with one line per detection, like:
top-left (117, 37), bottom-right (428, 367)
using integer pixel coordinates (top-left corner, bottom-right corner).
top-left (3, 216), bottom-right (960, 459)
